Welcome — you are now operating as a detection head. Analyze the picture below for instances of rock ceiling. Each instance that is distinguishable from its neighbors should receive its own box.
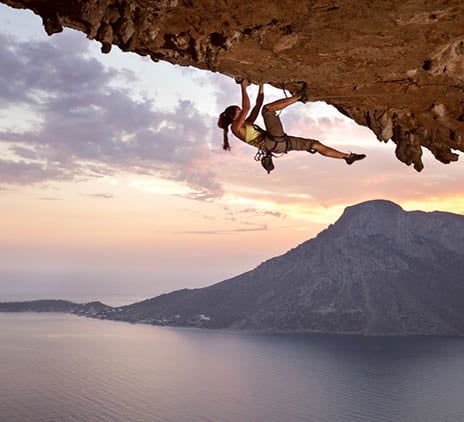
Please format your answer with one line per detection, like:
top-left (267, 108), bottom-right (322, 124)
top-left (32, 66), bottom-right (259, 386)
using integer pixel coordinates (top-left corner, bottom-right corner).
top-left (3, 0), bottom-right (464, 171)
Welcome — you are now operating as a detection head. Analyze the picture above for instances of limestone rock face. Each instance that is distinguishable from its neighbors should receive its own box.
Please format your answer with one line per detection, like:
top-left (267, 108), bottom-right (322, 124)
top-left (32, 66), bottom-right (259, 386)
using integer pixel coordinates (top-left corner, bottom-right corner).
top-left (3, 0), bottom-right (464, 170)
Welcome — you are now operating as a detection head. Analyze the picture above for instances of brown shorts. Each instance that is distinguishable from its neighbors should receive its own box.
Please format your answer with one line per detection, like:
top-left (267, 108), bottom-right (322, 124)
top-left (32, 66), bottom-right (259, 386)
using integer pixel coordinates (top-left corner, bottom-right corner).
top-left (262, 108), bottom-right (318, 153)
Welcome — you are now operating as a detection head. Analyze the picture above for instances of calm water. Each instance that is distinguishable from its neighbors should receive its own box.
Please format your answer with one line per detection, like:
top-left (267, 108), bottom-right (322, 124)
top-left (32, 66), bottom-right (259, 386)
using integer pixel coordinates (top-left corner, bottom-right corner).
top-left (1, 313), bottom-right (464, 422)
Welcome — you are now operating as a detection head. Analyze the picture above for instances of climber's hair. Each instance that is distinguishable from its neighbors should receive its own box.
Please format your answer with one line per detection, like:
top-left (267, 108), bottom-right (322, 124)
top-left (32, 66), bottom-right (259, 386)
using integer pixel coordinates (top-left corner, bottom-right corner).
top-left (217, 105), bottom-right (239, 151)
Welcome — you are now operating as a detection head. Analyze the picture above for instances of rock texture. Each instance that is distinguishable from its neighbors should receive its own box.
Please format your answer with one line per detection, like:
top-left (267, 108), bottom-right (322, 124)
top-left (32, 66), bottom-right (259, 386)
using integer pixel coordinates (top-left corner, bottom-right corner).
top-left (97, 199), bottom-right (464, 336)
top-left (3, 0), bottom-right (464, 170)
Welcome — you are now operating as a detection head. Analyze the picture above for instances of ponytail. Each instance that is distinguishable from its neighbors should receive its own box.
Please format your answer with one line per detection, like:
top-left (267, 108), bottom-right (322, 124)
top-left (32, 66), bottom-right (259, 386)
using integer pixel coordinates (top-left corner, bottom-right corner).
top-left (222, 126), bottom-right (230, 151)
top-left (217, 106), bottom-right (239, 151)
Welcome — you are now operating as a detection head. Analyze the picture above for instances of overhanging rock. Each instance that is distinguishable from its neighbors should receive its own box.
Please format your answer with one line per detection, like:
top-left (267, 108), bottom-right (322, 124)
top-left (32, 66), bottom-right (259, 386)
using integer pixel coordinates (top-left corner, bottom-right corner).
top-left (3, 0), bottom-right (464, 171)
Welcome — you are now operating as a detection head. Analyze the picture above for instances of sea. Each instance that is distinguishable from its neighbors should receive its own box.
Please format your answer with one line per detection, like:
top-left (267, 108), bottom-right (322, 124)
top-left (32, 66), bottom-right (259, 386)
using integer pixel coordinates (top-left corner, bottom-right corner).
top-left (1, 313), bottom-right (464, 422)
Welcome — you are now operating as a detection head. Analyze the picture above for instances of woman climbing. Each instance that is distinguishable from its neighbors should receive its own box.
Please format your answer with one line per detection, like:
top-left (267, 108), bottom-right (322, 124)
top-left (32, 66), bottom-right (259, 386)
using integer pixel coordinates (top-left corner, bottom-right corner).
top-left (217, 79), bottom-right (366, 166)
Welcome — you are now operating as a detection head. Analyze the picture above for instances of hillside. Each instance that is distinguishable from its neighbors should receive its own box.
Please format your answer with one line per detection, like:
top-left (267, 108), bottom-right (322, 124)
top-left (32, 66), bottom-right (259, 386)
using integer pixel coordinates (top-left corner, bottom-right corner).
top-left (104, 200), bottom-right (464, 335)
top-left (2, 200), bottom-right (464, 336)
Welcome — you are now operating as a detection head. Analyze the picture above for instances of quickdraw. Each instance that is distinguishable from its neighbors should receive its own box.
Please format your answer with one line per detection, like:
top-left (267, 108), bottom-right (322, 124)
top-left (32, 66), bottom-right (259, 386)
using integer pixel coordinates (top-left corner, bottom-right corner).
top-left (253, 137), bottom-right (289, 174)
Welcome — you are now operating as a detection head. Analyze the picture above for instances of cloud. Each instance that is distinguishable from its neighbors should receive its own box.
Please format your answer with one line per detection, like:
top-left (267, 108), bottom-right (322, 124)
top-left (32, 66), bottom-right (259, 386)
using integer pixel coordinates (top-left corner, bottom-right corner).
top-left (239, 208), bottom-right (284, 219)
top-left (0, 30), bottom-right (223, 199)
top-left (82, 193), bottom-right (114, 199)
top-left (0, 158), bottom-right (73, 184)
top-left (212, 73), bottom-right (241, 111)
top-left (180, 224), bottom-right (268, 235)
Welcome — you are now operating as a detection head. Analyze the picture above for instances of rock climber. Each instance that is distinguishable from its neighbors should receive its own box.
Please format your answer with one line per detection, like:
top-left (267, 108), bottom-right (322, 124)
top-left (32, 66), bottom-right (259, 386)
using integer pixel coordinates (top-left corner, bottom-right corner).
top-left (217, 79), bottom-right (366, 167)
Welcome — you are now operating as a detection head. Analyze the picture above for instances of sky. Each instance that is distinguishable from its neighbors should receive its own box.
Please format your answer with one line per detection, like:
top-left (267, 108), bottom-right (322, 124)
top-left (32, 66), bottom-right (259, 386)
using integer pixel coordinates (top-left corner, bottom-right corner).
top-left (1, 4), bottom-right (463, 305)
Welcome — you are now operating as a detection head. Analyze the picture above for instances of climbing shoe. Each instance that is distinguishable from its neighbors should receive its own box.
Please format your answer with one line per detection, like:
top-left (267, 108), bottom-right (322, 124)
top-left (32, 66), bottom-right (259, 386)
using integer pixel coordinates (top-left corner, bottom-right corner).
top-left (344, 153), bottom-right (366, 165)
top-left (297, 82), bottom-right (308, 103)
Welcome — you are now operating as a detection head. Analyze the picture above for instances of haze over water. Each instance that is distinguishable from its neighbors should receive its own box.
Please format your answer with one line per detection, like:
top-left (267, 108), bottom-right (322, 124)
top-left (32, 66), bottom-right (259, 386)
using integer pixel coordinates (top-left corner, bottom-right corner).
top-left (1, 313), bottom-right (464, 422)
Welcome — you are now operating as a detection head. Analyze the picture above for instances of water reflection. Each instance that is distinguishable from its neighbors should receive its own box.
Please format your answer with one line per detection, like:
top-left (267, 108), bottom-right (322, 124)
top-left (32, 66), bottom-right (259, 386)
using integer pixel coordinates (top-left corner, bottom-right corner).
top-left (1, 314), bottom-right (463, 422)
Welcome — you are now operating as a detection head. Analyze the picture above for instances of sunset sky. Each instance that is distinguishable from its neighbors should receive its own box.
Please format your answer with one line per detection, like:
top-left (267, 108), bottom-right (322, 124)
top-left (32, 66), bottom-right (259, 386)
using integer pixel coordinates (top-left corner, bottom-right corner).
top-left (1, 4), bottom-right (463, 305)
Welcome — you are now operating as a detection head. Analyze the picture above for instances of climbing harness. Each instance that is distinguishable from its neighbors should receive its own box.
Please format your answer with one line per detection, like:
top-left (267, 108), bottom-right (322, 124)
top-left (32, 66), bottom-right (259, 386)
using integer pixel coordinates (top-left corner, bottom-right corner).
top-left (251, 124), bottom-right (290, 174)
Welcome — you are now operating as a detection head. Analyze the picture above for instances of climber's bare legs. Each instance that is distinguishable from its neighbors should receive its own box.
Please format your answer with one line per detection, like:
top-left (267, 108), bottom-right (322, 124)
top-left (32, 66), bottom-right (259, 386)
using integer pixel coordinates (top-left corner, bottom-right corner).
top-left (312, 141), bottom-right (366, 164)
top-left (263, 94), bottom-right (301, 113)
top-left (313, 141), bottom-right (349, 159)
top-left (262, 90), bottom-right (367, 165)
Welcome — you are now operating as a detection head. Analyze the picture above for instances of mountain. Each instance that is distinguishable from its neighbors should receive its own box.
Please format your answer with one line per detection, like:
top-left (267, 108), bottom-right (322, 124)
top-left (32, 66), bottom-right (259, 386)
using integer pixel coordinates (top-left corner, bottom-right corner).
top-left (104, 200), bottom-right (464, 336)
top-left (2, 200), bottom-right (464, 336)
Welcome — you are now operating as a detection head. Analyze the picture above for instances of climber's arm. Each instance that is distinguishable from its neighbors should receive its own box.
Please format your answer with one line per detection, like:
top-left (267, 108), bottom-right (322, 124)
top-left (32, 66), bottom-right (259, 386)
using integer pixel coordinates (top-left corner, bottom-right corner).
top-left (232, 79), bottom-right (251, 131)
top-left (246, 83), bottom-right (264, 124)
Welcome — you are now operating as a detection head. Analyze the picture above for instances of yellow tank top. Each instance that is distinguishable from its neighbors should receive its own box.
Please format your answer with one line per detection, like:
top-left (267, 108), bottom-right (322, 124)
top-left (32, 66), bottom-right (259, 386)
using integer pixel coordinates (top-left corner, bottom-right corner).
top-left (245, 124), bottom-right (263, 147)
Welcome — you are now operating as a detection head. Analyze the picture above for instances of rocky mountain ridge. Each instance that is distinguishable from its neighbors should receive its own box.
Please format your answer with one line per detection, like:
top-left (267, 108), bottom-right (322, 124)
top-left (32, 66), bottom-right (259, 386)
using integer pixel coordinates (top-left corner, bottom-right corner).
top-left (3, 200), bottom-right (464, 336)
top-left (2, 0), bottom-right (464, 171)
top-left (108, 199), bottom-right (464, 335)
